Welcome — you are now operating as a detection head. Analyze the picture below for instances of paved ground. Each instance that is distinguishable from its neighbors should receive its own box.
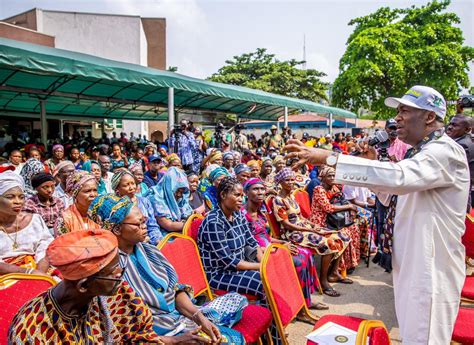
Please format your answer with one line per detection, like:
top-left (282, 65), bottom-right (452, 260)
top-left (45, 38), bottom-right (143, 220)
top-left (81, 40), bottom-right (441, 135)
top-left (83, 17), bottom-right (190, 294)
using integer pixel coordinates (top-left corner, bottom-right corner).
top-left (287, 261), bottom-right (401, 344)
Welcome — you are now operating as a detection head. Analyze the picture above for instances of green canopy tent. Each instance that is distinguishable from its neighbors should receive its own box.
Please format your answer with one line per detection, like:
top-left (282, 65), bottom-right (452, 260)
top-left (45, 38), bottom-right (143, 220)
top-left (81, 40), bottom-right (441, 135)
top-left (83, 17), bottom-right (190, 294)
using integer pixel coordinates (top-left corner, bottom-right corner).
top-left (0, 37), bottom-right (356, 144)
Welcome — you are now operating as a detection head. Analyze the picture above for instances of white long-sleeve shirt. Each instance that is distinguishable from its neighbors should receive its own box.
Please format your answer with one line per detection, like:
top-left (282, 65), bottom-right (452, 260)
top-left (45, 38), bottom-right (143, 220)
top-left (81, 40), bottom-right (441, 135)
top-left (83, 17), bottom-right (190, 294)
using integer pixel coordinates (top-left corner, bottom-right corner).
top-left (335, 134), bottom-right (469, 345)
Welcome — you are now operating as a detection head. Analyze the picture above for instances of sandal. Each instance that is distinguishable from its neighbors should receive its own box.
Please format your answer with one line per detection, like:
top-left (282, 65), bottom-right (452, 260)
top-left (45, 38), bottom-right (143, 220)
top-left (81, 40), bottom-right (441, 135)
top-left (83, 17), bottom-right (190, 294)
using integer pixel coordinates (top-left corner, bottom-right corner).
top-left (337, 278), bottom-right (354, 284)
top-left (310, 302), bottom-right (329, 310)
top-left (323, 287), bottom-right (340, 297)
top-left (328, 277), bottom-right (354, 284)
top-left (296, 314), bottom-right (316, 325)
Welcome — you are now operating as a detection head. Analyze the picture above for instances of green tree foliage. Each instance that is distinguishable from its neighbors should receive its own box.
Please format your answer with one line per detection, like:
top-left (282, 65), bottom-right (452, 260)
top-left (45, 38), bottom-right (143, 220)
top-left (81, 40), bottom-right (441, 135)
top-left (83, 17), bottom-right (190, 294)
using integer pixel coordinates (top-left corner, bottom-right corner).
top-left (208, 48), bottom-right (329, 102)
top-left (332, 0), bottom-right (474, 118)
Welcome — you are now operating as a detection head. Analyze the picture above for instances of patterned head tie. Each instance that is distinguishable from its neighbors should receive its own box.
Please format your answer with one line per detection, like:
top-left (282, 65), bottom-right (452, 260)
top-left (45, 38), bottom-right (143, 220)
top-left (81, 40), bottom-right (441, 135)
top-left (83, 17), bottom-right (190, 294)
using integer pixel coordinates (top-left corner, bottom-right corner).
top-left (273, 167), bottom-right (295, 184)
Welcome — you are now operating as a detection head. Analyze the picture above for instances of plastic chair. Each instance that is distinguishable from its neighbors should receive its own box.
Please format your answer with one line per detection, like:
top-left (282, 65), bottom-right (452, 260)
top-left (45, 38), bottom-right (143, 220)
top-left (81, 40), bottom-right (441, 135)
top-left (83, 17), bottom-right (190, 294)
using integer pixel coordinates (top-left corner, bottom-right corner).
top-left (293, 189), bottom-right (311, 219)
top-left (261, 244), bottom-right (318, 344)
top-left (0, 274), bottom-right (57, 344)
top-left (265, 196), bottom-right (282, 239)
top-left (182, 213), bottom-right (204, 243)
top-left (462, 211), bottom-right (474, 267)
top-left (158, 233), bottom-right (273, 344)
top-left (452, 307), bottom-right (474, 344)
top-left (306, 315), bottom-right (391, 345)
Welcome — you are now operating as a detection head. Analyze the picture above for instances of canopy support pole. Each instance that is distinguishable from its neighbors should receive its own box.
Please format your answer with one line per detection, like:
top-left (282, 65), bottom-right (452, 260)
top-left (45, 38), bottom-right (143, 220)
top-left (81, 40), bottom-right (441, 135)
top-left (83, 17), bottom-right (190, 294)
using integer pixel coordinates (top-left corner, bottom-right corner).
top-left (40, 100), bottom-right (48, 146)
top-left (329, 113), bottom-right (333, 136)
top-left (284, 107), bottom-right (288, 128)
top-left (59, 120), bottom-right (64, 139)
top-left (168, 87), bottom-right (175, 143)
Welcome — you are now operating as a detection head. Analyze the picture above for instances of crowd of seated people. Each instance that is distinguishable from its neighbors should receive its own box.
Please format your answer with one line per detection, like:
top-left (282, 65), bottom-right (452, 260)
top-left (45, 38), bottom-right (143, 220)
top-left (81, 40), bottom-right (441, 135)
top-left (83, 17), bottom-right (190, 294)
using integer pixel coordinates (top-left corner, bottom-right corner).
top-left (0, 126), bottom-right (411, 343)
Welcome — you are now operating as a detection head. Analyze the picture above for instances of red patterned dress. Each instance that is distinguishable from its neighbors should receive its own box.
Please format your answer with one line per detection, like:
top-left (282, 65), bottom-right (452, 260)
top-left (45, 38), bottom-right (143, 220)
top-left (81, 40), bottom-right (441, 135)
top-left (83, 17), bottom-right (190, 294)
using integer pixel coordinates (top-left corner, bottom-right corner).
top-left (8, 281), bottom-right (163, 344)
top-left (310, 185), bottom-right (361, 270)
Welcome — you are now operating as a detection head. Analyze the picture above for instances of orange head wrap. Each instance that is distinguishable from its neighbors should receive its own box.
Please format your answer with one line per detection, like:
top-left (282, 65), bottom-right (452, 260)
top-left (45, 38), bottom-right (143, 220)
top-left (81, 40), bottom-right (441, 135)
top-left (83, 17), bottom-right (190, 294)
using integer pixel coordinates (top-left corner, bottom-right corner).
top-left (47, 230), bottom-right (118, 280)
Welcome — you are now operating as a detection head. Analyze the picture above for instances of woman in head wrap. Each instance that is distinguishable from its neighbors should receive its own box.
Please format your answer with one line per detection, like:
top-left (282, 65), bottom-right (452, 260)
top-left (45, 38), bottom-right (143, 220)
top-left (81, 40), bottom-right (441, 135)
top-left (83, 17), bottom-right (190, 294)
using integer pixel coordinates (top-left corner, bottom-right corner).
top-left (242, 178), bottom-right (327, 312)
top-left (9, 229), bottom-right (163, 344)
top-left (82, 160), bottom-right (107, 195)
top-left (44, 144), bottom-right (65, 173)
top-left (202, 166), bottom-right (230, 211)
top-left (0, 170), bottom-right (54, 276)
top-left (166, 153), bottom-right (182, 169)
top-left (149, 167), bottom-right (193, 234)
top-left (111, 169), bottom-right (162, 245)
top-left (23, 172), bottom-right (65, 231)
top-left (55, 170), bottom-right (100, 235)
top-left (246, 160), bottom-right (261, 178)
top-left (234, 163), bottom-right (251, 185)
top-left (260, 158), bottom-right (277, 195)
top-left (88, 194), bottom-right (244, 344)
top-left (19, 158), bottom-right (45, 197)
top-left (273, 167), bottom-right (352, 297)
top-left (129, 162), bottom-right (149, 197)
top-left (272, 155), bottom-right (286, 173)
top-left (202, 149), bottom-right (223, 170)
top-left (223, 151), bottom-right (235, 176)
top-left (310, 165), bottom-right (361, 280)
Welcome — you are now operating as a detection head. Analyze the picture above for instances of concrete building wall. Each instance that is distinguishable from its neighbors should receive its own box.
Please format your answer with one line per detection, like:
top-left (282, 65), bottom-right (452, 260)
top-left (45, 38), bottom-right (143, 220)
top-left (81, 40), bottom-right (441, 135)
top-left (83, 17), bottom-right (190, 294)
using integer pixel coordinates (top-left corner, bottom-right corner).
top-left (0, 22), bottom-right (54, 47)
top-left (141, 18), bottom-right (166, 70)
top-left (40, 11), bottom-right (143, 65)
top-left (3, 9), bottom-right (38, 31)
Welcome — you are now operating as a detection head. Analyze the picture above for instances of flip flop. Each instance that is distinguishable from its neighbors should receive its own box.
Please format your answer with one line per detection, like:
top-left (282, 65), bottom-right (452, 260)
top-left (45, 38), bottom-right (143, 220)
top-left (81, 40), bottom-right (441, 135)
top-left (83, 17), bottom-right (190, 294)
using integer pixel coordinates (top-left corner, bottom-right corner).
top-left (296, 314), bottom-right (316, 325)
top-left (337, 278), bottom-right (353, 284)
top-left (310, 302), bottom-right (329, 310)
top-left (323, 287), bottom-right (340, 297)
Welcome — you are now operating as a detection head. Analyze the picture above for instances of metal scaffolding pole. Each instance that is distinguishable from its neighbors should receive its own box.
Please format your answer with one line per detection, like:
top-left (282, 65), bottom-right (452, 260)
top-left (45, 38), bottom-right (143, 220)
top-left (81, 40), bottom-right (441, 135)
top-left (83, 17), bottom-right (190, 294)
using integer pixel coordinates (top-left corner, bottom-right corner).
top-left (40, 100), bottom-right (48, 146)
top-left (284, 106), bottom-right (288, 128)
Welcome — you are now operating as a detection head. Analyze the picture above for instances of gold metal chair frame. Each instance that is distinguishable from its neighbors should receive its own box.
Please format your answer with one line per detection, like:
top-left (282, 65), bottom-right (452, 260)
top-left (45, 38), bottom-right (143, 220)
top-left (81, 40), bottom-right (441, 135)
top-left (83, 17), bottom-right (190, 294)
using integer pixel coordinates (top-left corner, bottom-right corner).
top-left (260, 244), bottom-right (318, 345)
top-left (158, 233), bottom-right (271, 344)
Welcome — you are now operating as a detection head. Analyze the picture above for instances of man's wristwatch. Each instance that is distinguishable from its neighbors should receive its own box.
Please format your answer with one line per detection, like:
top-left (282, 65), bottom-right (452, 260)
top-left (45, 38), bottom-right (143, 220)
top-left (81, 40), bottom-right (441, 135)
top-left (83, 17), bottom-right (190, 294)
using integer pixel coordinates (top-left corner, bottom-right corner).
top-left (326, 152), bottom-right (339, 167)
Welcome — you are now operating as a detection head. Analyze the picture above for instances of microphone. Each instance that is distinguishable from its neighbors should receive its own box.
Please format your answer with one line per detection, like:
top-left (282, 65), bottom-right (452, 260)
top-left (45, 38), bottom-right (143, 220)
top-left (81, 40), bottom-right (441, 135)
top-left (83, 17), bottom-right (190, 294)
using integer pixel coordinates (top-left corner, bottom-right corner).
top-left (351, 130), bottom-right (389, 156)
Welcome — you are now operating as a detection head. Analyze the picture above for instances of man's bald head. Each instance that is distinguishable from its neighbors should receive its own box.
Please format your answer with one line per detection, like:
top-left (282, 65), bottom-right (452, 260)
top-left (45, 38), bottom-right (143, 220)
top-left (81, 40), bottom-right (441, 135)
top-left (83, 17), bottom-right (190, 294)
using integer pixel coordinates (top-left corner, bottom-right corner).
top-left (447, 115), bottom-right (472, 139)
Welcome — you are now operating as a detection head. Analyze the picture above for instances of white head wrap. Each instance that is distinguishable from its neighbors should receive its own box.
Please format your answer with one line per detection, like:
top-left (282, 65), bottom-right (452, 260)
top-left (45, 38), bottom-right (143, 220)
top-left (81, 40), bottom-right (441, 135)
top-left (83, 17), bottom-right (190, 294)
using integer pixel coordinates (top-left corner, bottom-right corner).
top-left (0, 171), bottom-right (25, 195)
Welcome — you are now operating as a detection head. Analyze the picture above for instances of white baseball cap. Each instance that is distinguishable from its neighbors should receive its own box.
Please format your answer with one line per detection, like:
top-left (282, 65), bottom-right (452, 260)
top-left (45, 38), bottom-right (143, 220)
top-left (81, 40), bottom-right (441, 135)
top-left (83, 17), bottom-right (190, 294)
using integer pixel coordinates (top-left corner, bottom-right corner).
top-left (384, 85), bottom-right (446, 119)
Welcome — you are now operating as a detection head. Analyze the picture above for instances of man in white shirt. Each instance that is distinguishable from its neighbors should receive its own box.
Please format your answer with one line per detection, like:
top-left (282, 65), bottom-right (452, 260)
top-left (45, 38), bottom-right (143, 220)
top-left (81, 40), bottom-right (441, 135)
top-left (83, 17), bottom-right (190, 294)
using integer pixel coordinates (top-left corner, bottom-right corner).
top-left (286, 85), bottom-right (469, 345)
top-left (52, 161), bottom-right (75, 208)
top-left (98, 155), bottom-right (114, 193)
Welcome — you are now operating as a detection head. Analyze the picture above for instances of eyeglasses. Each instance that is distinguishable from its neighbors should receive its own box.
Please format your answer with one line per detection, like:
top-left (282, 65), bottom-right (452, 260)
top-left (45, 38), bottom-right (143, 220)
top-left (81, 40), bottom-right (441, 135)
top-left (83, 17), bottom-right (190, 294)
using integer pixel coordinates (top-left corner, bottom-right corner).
top-left (89, 258), bottom-right (127, 282)
top-left (122, 218), bottom-right (148, 227)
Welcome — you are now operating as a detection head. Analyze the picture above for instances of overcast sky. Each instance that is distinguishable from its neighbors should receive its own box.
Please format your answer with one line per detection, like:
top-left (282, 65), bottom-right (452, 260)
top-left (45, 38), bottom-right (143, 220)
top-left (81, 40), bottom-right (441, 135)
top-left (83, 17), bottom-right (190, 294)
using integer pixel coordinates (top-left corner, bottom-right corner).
top-left (1, 0), bottom-right (472, 85)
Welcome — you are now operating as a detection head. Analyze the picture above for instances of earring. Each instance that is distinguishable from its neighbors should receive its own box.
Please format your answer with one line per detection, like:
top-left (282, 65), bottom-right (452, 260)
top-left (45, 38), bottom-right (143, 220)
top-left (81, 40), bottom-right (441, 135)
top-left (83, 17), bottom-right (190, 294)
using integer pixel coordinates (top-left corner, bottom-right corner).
top-left (79, 287), bottom-right (87, 293)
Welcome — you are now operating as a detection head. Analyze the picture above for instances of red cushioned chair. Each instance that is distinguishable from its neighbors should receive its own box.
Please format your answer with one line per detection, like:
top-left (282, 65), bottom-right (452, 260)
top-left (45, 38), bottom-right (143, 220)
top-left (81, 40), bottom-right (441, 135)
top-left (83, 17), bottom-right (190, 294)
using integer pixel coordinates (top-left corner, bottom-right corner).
top-left (182, 213), bottom-right (204, 243)
top-left (265, 196), bottom-right (282, 239)
top-left (307, 315), bottom-right (391, 345)
top-left (452, 307), bottom-right (474, 344)
top-left (261, 244), bottom-right (318, 344)
top-left (0, 274), bottom-right (57, 344)
top-left (265, 196), bottom-right (323, 294)
top-left (462, 211), bottom-right (474, 267)
top-left (158, 233), bottom-right (272, 344)
top-left (461, 274), bottom-right (474, 304)
top-left (293, 189), bottom-right (311, 219)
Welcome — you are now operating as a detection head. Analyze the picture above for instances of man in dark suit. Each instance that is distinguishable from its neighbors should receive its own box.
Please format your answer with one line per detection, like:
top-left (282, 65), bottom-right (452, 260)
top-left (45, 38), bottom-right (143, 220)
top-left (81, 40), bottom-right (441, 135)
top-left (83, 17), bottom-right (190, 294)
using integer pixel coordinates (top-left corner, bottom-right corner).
top-left (447, 114), bottom-right (473, 209)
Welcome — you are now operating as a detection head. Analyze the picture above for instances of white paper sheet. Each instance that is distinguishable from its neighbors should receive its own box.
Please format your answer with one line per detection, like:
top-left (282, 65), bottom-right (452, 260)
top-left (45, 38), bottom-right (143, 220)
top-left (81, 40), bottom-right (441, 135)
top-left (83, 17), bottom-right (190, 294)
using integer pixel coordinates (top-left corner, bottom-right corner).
top-left (305, 321), bottom-right (359, 345)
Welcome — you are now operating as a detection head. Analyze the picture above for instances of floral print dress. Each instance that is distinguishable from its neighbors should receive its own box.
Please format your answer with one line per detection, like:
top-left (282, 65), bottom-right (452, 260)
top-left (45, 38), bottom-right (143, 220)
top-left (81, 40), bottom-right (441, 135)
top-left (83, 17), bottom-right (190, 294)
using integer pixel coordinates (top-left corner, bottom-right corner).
top-left (272, 194), bottom-right (350, 258)
top-left (310, 185), bottom-right (360, 270)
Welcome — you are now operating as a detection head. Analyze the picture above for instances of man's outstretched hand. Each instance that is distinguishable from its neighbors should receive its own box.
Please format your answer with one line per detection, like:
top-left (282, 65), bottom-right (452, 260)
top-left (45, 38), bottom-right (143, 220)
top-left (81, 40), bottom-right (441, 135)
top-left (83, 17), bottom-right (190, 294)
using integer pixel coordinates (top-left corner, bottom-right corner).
top-left (284, 139), bottom-right (332, 166)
